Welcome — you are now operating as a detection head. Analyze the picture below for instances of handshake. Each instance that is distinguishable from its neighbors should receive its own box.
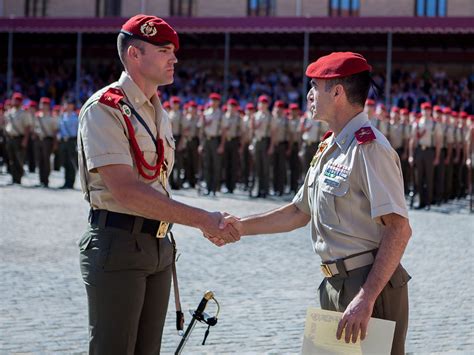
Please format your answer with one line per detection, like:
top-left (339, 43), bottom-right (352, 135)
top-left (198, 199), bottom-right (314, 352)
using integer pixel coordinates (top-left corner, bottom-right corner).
top-left (200, 212), bottom-right (243, 247)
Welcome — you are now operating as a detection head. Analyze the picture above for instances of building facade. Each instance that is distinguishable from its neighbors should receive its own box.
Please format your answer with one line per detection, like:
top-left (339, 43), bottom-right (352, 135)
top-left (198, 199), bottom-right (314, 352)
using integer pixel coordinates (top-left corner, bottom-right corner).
top-left (1, 0), bottom-right (474, 18)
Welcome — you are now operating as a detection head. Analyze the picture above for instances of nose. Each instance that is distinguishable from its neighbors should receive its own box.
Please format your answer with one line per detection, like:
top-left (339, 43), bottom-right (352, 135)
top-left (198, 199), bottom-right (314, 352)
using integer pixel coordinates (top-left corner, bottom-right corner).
top-left (171, 52), bottom-right (178, 64)
top-left (307, 89), bottom-right (314, 103)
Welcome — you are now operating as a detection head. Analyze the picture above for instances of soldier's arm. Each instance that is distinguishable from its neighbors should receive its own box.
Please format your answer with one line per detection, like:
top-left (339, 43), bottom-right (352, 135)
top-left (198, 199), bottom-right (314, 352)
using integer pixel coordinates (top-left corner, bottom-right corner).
top-left (434, 126), bottom-right (443, 163)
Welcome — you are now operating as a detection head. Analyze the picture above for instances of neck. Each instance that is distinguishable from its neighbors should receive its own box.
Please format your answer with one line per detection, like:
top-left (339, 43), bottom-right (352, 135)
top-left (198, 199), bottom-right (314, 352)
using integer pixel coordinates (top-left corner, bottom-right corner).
top-left (126, 68), bottom-right (156, 101)
top-left (328, 106), bottom-right (364, 136)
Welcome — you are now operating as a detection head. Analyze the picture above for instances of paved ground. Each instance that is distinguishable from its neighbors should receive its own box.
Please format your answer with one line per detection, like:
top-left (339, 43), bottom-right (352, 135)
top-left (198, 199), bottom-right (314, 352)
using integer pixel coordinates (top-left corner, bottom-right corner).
top-left (0, 170), bottom-right (473, 354)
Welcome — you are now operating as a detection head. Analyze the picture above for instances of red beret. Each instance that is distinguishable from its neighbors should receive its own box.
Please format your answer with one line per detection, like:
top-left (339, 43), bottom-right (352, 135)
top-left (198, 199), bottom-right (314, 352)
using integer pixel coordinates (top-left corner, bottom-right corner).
top-left (306, 52), bottom-right (372, 79)
top-left (12, 92), bottom-right (23, 101)
top-left (451, 111), bottom-right (458, 118)
top-left (28, 101), bottom-right (38, 108)
top-left (163, 101), bottom-right (171, 109)
top-left (420, 102), bottom-right (432, 110)
top-left (39, 97), bottom-right (51, 104)
top-left (391, 106), bottom-right (399, 113)
top-left (221, 105), bottom-right (228, 112)
top-left (442, 107), bottom-right (452, 114)
top-left (400, 108), bottom-right (409, 115)
top-left (245, 103), bottom-right (255, 110)
top-left (187, 100), bottom-right (197, 108)
top-left (170, 96), bottom-right (181, 104)
top-left (121, 14), bottom-right (179, 51)
top-left (258, 95), bottom-right (269, 103)
top-left (433, 105), bottom-right (442, 113)
top-left (365, 99), bottom-right (375, 106)
top-left (227, 98), bottom-right (238, 106)
top-left (289, 103), bottom-right (299, 110)
top-left (197, 105), bottom-right (204, 111)
top-left (209, 93), bottom-right (221, 101)
top-left (274, 100), bottom-right (286, 108)
top-left (460, 111), bottom-right (468, 119)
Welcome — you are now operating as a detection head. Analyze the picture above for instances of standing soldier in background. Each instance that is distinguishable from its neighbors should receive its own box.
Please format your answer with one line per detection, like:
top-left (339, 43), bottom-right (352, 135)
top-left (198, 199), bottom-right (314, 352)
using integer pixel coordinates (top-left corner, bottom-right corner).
top-left (432, 106), bottom-right (446, 205)
top-left (200, 93), bottom-right (224, 196)
top-left (253, 95), bottom-right (272, 198)
top-left (376, 104), bottom-right (389, 137)
top-left (33, 97), bottom-right (58, 188)
top-left (300, 109), bottom-right (323, 170)
top-left (169, 96), bottom-right (184, 189)
top-left (365, 99), bottom-right (377, 126)
top-left (58, 101), bottom-right (79, 189)
top-left (183, 100), bottom-right (200, 188)
top-left (0, 103), bottom-right (7, 174)
top-left (222, 98), bottom-right (241, 194)
top-left (409, 102), bottom-right (438, 210)
top-left (270, 100), bottom-right (289, 196)
top-left (52, 105), bottom-right (62, 171)
top-left (455, 112), bottom-right (469, 198)
top-left (241, 102), bottom-right (255, 191)
top-left (388, 107), bottom-right (409, 193)
top-left (26, 101), bottom-right (38, 173)
top-left (5, 92), bottom-right (32, 185)
top-left (443, 108), bottom-right (455, 202)
top-left (399, 108), bottom-right (411, 194)
top-left (288, 103), bottom-right (302, 194)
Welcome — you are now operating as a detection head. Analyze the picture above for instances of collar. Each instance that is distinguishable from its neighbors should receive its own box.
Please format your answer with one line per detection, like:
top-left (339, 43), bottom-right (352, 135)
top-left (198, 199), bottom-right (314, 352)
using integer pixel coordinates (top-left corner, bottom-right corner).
top-left (333, 111), bottom-right (369, 153)
top-left (118, 71), bottom-right (154, 110)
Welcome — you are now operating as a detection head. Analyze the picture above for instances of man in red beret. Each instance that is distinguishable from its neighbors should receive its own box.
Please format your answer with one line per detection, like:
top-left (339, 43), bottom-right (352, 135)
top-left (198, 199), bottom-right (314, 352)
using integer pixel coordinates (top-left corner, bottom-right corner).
top-left (4, 92), bottom-right (33, 184)
top-left (77, 14), bottom-right (239, 354)
top-left (220, 52), bottom-right (411, 354)
top-left (287, 103), bottom-right (302, 193)
top-left (270, 100), bottom-right (289, 196)
top-left (181, 100), bottom-right (200, 188)
top-left (222, 98), bottom-right (241, 193)
top-left (168, 95), bottom-right (184, 189)
top-left (0, 103), bottom-right (8, 173)
top-left (241, 102), bottom-right (256, 191)
top-left (253, 95), bottom-right (272, 198)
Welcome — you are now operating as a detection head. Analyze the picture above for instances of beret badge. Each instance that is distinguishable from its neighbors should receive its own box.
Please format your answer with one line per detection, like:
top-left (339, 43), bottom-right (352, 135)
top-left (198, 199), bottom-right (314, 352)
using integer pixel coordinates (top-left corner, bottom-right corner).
top-left (140, 22), bottom-right (157, 37)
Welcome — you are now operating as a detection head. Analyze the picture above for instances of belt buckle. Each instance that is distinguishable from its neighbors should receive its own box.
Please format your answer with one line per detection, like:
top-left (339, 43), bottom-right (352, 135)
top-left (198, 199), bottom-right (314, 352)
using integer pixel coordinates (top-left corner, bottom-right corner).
top-left (320, 264), bottom-right (333, 278)
top-left (156, 221), bottom-right (169, 239)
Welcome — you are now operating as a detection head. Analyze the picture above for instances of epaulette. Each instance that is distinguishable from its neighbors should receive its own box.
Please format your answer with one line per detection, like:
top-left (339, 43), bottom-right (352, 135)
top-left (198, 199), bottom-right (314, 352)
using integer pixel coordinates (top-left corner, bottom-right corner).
top-left (98, 87), bottom-right (124, 110)
top-left (355, 126), bottom-right (376, 144)
top-left (322, 130), bottom-right (333, 141)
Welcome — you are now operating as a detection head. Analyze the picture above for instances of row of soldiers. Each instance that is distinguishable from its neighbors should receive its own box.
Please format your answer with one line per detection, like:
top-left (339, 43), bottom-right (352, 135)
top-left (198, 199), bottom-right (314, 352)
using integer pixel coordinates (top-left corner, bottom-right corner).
top-left (0, 93), bottom-right (79, 188)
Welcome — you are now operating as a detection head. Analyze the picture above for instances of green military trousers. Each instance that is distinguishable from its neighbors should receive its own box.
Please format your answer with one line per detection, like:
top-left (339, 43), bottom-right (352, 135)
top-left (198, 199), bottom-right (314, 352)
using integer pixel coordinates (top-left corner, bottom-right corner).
top-left (319, 264), bottom-right (410, 355)
top-left (79, 224), bottom-right (174, 355)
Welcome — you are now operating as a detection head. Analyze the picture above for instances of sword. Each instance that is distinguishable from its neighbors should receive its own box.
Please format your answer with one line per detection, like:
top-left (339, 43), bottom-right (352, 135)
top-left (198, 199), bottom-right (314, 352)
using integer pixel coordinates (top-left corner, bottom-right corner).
top-left (175, 290), bottom-right (220, 355)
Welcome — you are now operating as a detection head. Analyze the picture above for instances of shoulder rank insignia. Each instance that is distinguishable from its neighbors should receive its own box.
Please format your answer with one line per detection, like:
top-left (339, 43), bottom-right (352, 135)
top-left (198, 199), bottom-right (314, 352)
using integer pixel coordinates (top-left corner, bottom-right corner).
top-left (98, 87), bottom-right (124, 109)
top-left (355, 126), bottom-right (376, 144)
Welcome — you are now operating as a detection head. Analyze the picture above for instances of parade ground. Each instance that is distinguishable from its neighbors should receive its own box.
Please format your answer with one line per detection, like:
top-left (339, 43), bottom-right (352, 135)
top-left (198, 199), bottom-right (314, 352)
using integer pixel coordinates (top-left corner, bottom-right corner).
top-left (0, 171), bottom-right (473, 354)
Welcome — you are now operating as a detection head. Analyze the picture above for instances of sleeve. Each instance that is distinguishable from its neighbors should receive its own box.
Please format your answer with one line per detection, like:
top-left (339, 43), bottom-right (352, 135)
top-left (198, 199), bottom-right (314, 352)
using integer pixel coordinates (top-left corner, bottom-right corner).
top-left (292, 169), bottom-right (312, 215)
top-left (80, 103), bottom-right (133, 171)
top-left (358, 142), bottom-right (409, 221)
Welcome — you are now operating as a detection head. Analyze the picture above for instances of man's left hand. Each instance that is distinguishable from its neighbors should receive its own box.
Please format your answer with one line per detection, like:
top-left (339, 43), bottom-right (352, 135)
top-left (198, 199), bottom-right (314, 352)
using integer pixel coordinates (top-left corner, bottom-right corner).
top-left (336, 292), bottom-right (375, 343)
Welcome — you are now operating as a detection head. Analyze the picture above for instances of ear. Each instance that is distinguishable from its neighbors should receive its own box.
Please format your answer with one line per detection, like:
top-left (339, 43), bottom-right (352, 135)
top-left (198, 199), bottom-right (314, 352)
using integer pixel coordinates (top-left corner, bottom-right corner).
top-left (127, 45), bottom-right (140, 61)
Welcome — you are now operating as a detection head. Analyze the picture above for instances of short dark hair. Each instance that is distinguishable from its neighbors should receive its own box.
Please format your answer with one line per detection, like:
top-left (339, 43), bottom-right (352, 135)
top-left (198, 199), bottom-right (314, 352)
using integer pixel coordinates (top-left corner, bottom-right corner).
top-left (324, 70), bottom-right (371, 107)
top-left (117, 33), bottom-right (146, 68)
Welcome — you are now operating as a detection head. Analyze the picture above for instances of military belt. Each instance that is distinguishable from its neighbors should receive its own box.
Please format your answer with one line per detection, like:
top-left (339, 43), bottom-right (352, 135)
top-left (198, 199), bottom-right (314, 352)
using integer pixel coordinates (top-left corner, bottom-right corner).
top-left (320, 249), bottom-right (377, 278)
top-left (89, 209), bottom-right (172, 237)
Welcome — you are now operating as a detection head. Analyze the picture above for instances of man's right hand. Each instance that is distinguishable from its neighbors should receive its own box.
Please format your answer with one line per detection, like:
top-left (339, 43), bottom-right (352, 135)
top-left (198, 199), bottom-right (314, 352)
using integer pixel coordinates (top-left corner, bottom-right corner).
top-left (200, 212), bottom-right (241, 246)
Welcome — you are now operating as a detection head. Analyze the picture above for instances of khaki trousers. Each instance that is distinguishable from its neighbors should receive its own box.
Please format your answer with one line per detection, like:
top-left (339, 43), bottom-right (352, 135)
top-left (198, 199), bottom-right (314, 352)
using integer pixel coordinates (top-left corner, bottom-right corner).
top-left (319, 264), bottom-right (410, 355)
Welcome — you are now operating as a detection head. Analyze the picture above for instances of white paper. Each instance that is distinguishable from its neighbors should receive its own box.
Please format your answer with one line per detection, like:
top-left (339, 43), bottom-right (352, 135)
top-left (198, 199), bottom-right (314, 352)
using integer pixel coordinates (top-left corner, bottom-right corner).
top-left (301, 308), bottom-right (395, 355)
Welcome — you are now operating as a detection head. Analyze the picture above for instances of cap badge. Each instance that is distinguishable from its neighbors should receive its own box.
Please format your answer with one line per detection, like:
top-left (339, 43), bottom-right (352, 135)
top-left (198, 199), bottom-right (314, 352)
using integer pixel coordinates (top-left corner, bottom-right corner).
top-left (140, 22), bottom-right (157, 37)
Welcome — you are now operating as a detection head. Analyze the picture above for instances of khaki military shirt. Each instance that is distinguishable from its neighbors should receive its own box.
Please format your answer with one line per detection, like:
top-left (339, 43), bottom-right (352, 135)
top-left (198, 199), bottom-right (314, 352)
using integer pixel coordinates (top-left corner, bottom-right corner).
top-left (378, 120), bottom-right (389, 136)
top-left (169, 109), bottom-right (183, 136)
top-left (445, 124), bottom-right (455, 145)
top-left (293, 112), bottom-right (408, 262)
top-left (241, 115), bottom-right (253, 143)
top-left (78, 71), bottom-right (175, 216)
top-left (202, 107), bottom-right (223, 138)
top-left (388, 121), bottom-right (406, 150)
top-left (253, 110), bottom-right (271, 141)
top-left (433, 122), bottom-right (445, 148)
top-left (5, 107), bottom-right (32, 137)
top-left (288, 118), bottom-right (300, 143)
top-left (183, 113), bottom-right (199, 138)
top-left (413, 118), bottom-right (435, 147)
top-left (271, 114), bottom-right (289, 143)
top-left (34, 113), bottom-right (58, 139)
top-left (222, 112), bottom-right (241, 139)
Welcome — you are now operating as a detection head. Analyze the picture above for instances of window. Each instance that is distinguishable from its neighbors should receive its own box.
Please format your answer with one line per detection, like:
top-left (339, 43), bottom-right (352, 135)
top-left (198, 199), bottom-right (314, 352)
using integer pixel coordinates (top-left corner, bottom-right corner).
top-left (170, 0), bottom-right (196, 16)
top-left (329, 0), bottom-right (360, 17)
top-left (415, 0), bottom-right (447, 17)
top-left (247, 0), bottom-right (276, 16)
top-left (24, 0), bottom-right (48, 17)
top-left (96, 0), bottom-right (122, 17)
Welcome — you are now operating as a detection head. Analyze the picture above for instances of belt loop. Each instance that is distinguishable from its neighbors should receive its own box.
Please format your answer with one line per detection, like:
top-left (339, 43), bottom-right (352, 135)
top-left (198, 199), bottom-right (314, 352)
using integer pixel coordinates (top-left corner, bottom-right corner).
top-left (335, 259), bottom-right (348, 278)
top-left (133, 217), bottom-right (144, 234)
top-left (98, 210), bottom-right (108, 229)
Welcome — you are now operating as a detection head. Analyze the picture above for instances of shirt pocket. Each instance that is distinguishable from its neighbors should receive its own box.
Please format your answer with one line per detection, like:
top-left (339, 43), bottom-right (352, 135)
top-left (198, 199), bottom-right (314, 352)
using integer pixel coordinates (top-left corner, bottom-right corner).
top-left (317, 176), bottom-right (350, 226)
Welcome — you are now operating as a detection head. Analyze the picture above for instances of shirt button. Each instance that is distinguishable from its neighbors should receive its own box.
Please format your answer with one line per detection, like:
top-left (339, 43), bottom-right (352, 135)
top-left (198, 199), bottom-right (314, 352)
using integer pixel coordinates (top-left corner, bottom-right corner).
top-left (135, 98), bottom-right (139, 103)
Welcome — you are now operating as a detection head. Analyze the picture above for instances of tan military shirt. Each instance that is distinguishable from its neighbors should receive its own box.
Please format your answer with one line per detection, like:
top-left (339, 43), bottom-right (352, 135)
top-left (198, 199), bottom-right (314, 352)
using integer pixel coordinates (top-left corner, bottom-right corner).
top-left (78, 71), bottom-right (175, 216)
top-left (5, 107), bottom-right (32, 137)
top-left (222, 112), bottom-right (241, 139)
top-left (271, 114), bottom-right (289, 143)
top-left (413, 118), bottom-right (435, 147)
top-left (34, 113), bottom-right (58, 139)
top-left (241, 114), bottom-right (253, 143)
top-left (253, 110), bottom-right (272, 141)
top-left (202, 107), bottom-right (223, 138)
top-left (169, 109), bottom-right (183, 136)
top-left (183, 113), bottom-right (199, 138)
top-left (293, 112), bottom-right (408, 262)
top-left (288, 118), bottom-right (300, 143)
top-left (433, 122), bottom-right (445, 148)
top-left (388, 121), bottom-right (405, 150)
top-left (445, 124), bottom-right (455, 145)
